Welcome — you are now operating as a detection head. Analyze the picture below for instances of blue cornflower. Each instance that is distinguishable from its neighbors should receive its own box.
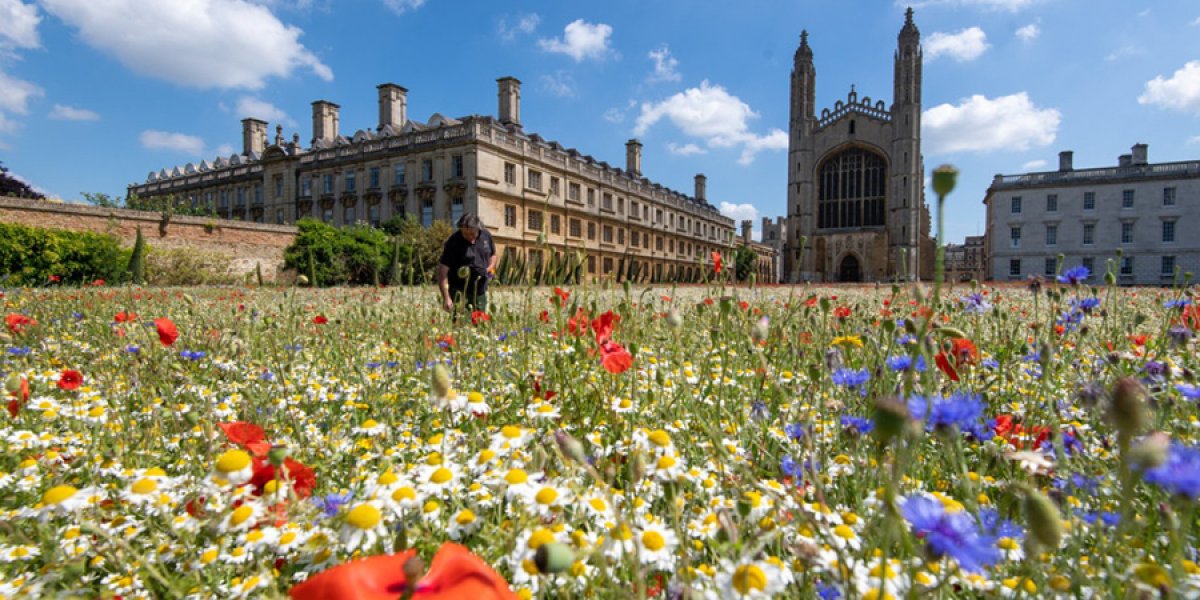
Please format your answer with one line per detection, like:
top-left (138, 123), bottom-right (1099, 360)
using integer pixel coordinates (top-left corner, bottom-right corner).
top-left (1176, 384), bottom-right (1200, 400)
top-left (72, 312), bottom-right (84, 321)
top-left (124, 345), bottom-right (140, 354)
top-left (1056, 265), bottom-right (1090, 285)
top-left (1023, 350), bottom-right (1041, 363)
top-left (6, 347), bottom-right (31, 356)
top-left (780, 455), bottom-right (804, 479)
top-left (908, 392), bottom-right (986, 433)
top-left (313, 491), bottom-right (354, 518)
top-left (1143, 361), bottom-right (1168, 382)
top-left (365, 362), bottom-right (382, 369)
top-left (886, 355), bottom-right (915, 372)
top-left (385, 361), bottom-right (400, 368)
top-left (816, 584), bottom-right (842, 600)
top-left (750, 401), bottom-right (769, 421)
top-left (960, 293), bottom-right (992, 314)
top-left (897, 334), bottom-right (917, 346)
top-left (978, 507), bottom-right (1025, 540)
top-left (259, 371), bottom-right (275, 382)
top-left (839, 415), bottom-right (874, 436)
top-left (982, 358), bottom-right (1000, 370)
top-left (497, 333), bottom-right (509, 342)
top-left (1165, 298), bottom-right (1192, 310)
top-left (1038, 430), bottom-right (1082, 456)
top-left (831, 368), bottom-right (870, 390)
top-left (180, 350), bottom-right (206, 361)
top-left (1144, 443), bottom-right (1200, 499)
top-left (284, 344), bottom-right (303, 352)
top-left (901, 495), bottom-right (1000, 572)
top-left (784, 423), bottom-right (806, 441)
top-left (1074, 297), bottom-right (1101, 313)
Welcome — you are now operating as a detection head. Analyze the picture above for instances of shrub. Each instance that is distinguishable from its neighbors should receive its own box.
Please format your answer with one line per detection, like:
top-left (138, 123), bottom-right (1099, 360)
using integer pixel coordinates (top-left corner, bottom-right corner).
top-left (143, 246), bottom-right (236, 286)
top-left (0, 222), bottom-right (126, 286)
top-left (284, 219), bottom-right (391, 286)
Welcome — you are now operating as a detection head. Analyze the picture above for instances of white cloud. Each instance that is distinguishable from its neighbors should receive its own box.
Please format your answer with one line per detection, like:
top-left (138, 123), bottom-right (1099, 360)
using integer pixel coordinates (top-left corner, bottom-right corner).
top-left (498, 13), bottom-right (539, 41)
top-left (1021, 159), bottom-right (1048, 170)
top-left (140, 130), bottom-right (205, 155)
top-left (0, 68), bottom-right (41, 114)
top-left (634, 80), bottom-right (788, 165)
top-left (382, 0), bottom-right (424, 14)
top-left (667, 142), bottom-right (705, 156)
top-left (925, 27), bottom-right (989, 62)
top-left (603, 99), bottom-right (636, 123)
top-left (215, 143), bottom-right (235, 156)
top-left (1192, 16), bottom-right (1200, 26)
top-left (234, 96), bottom-right (293, 126)
top-left (647, 45), bottom-right (680, 83)
top-left (540, 71), bottom-right (575, 98)
top-left (1015, 22), bottom-right (1039, 42)
top-left (905, 0), bottom-right (1035, 12)
top-left (923, 92), bottom-right (1061, 154)
top-left (720, 201), bottom-right (758, 222)
top-left (539, 19), bottom-right (612, 62)
top-left (1188, 135), bottom-right (1200, 145)
top-left (1106, 43), bottom-right (1144, 62)
top-left (48, 104), bottom-right (99, 121)
top-left (0, 0), bottom-right (40, 49)
top-left (1138, 61), bottom-right (1200, 115)
top-left (40, 0), bottom-right (332, 90)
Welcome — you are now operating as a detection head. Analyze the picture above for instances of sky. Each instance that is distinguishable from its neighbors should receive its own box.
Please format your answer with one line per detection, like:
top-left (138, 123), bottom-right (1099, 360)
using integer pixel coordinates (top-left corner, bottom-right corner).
top-left (1, 0), bottom-right (1199, 244)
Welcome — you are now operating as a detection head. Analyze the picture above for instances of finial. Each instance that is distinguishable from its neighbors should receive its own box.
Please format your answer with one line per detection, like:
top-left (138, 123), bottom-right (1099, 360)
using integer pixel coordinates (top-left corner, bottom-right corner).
top-left (275, 124), bottom-right (284, 145)
top-left (800, 30), bottom-right (808, 46)
top-left (905, 6), bottom-right (914, 24)
top-left (850, 84), bottom-right (856, 94)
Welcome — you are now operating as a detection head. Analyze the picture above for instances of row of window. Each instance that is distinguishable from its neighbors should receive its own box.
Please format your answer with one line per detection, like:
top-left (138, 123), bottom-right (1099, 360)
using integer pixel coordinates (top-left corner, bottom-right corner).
top-left (1010, 187), bottom-right (1178, 214)
top-left (192, 185), bottom-right (265, 209)
top-left (506, 204), bottom-right (714, 257)
top-left (1009, 219), bottom-right (1178, 247)
top-left (502, 161), bottom-right (727, 242)
top-left (300, 156), bottom-right (467, 197)
top-left (1009, 256), bottom-right (1178, 278)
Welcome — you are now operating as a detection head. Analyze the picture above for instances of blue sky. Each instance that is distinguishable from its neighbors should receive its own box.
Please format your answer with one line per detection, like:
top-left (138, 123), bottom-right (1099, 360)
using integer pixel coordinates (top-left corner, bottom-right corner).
top-left (1, 0), bottom-right (1199, 244)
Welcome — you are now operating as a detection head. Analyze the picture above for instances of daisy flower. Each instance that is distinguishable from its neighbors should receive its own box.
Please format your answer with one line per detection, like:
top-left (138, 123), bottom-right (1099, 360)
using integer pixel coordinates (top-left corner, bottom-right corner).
top-left (636, 520), bottom-right (680, 570)
top-left (212, 449), bottom-right (255, 486)
top-left (338, 501), bottom-right (389, 552)
top-left (447, 508), bottom-right (481, 540)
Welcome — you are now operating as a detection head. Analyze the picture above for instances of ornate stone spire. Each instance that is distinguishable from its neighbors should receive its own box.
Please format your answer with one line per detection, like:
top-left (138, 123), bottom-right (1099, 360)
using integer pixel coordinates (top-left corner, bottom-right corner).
top-left (899, 7), bottom-right (919, 43)
top-left (795, 30), bottom-right (813, 62)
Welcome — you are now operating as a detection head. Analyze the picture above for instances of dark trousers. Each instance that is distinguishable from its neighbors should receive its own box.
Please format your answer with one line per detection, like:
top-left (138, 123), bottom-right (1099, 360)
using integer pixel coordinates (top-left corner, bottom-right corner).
top-left (450, 287), bottom-right (488, 313)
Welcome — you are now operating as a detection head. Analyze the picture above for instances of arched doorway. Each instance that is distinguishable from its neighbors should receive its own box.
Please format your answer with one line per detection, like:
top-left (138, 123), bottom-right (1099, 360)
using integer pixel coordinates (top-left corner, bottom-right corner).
top-left (838, 254), bottom-right (861, 282)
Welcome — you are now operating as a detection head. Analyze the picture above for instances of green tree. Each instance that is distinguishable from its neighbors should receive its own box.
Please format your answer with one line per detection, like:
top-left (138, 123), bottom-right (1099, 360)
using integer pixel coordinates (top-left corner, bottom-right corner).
top-left (127, 227), bottom-right (146, 284)
top-left (284, 219), bottom-right (390, 286)
top-left (734, 245), bottom-right (758, 282)
top-left (0, 162), bottom-right (45, 200)
top-left (81, 192), bottom-right (123, 208)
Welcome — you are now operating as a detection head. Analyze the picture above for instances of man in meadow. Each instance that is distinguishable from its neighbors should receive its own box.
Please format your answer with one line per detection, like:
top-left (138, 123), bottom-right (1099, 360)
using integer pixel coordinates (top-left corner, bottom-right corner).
top-left (436, 213), bottom-right (498, 314)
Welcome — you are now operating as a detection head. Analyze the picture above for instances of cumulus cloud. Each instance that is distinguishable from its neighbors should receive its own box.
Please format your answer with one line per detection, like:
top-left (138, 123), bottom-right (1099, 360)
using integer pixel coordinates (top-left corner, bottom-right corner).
top-left (603, 100), bottom-right (636, 124)
top-left (234, 96), bottom-right (293, 126)
top-left (540, 71), bottom-right (575, 98)
top-left (0, 0), bottom-right (40, 49)
top-left (40, 0), bottom-right (332, 90)
top-left (1021, 159), bottom-right (1047, 170)
top-left (667, 142), bottom-right (705, 156)
top-left (923, 92), bottom-right (1060, 154)
top-left (0, 68), bottom-right (41, 114)
top-left (720, 202), bottom-right (761, 238)
top-left (140, 130), bottom-right (205, 155)
top-left (539, 19), bottom-right (612, 62)
top-left (647, 45), bottom-right (680, 83)
top-left (498, 13), bottom-right (539, 41)
top-left (214, 143), bottom-right (235, 156)
top-left (49, 104), bottom-right (99, 121)
top-left (382, 0), bottom-right (424, 14)
top-left (634, 80), bottom-right (787, 165)
top-left (1188, 135), bottom-right (1200, 145)
top-left (925, 27), bottom-right (989, 62)
top-left (1138, 61), bottom-right (1200, 115)
top-left (905, 0), bottom-right (1035, 12)
top-left (1015, 22), bottom-right (1039, 42)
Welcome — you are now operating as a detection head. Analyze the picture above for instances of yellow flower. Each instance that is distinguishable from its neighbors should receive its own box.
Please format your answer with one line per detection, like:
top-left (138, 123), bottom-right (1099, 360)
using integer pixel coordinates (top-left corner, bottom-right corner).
top-left (831, 335), bottom-right (864, 348)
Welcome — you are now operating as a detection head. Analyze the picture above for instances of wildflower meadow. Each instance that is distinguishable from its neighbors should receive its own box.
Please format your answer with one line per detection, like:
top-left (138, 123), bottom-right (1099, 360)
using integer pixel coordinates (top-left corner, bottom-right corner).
top-left (3, 273), bottom-right (1200, 599)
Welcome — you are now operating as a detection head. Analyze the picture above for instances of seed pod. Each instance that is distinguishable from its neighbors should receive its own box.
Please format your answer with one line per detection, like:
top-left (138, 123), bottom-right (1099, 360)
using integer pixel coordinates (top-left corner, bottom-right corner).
top-left (1108, 377), bottom-right (1149, 440)
top-left (554, 430), bottom-right (588, 465)
top-left (932, 164), bottom-right (959, 197)
top-left (1023, 486), bottom-right (1063, 551)
top-left (432, 363), bottom-right (452, 399)
top-left (268, 445), bottom-right (290, 467)
top-left (873, 396), bottom-right (909, 444)
top-left (534, 542), bottom-right (575, 574)
top-left (4, 372), bottom-right (21, 394)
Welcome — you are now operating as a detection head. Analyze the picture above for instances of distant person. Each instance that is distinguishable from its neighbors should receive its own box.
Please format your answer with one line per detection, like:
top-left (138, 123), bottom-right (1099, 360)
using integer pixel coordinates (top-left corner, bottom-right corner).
top-left (436, 213), bottom-right (497, 314)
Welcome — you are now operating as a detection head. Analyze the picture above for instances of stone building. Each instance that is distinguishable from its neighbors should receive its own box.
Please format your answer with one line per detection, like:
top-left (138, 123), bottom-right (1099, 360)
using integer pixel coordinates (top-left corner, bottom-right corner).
top-left (760, 216), bottom-right (787, 283)
top-left (737, 220), bottom-right (779, 283)
top-left (129, 78), bottom-right (736, 282)
top-left (943, 235), bottom-right (986, 282)
top-left (777, 8), bottom-right (934, 282)
top-left (985, 144), bottom-right (1200, 285)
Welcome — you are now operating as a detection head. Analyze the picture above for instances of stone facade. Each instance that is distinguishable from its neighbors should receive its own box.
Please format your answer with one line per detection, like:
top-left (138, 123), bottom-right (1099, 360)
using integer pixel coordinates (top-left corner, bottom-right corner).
top-left (778, 8), bottom-right (934, 283)
top-left (944, 235), bottom-right (986, 282)
top-left (738, 220), bottom-right (779, 283)
top-left (760, 216), bottom-right (787, 283)
top-left (985, 145), bottom-right (1200, 285)
top-left (0, 195), bottom-right (295, 279)
top-left (129, 78), bottom-right (736, 283)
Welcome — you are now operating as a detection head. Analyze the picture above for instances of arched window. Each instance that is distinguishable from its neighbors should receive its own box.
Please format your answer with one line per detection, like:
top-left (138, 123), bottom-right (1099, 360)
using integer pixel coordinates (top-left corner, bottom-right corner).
top-left (818, 148), bottom-right (886, 229)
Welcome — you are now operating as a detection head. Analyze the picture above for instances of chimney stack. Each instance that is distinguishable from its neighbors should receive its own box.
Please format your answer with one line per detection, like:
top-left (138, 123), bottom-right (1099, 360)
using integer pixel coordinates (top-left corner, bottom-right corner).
top-left (741, 220), bottom-right (753, 244)
top-left (1131, 143), bottom-right (1148, 166)
top-left (241, 118), bottom-right (268, 156)
top-left (497, 77), bottom-right (521, 127)
top-left (1118, 154), bottom-right (1132, 168)
top-left (312, 100), bottom-right (340, 146)
top-left (694, 174), bottom-right (707, 202)
top-left (377, 83), bottom-right (407, 130)
top-left (625, 139), bottom-right (642, 176)
top-left (1058, 151), bottom-right (1073, 172)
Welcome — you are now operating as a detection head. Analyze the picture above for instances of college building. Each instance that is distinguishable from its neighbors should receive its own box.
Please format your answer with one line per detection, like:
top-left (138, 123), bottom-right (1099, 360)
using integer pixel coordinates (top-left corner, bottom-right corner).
top-left (128, 77), bottom-right (737, 283)
top-left (984, 144), bottom-right (1200, 284)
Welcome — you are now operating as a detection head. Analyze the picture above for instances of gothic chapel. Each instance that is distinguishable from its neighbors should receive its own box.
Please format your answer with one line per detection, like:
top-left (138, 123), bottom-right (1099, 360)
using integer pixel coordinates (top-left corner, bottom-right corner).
top-left (784, 8), bottom-right (934, 282)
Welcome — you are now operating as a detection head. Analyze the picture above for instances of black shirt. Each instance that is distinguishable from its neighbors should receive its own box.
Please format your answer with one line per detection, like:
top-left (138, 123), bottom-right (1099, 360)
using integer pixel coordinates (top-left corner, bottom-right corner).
top-left (439, 229), bottom-right (495, 294)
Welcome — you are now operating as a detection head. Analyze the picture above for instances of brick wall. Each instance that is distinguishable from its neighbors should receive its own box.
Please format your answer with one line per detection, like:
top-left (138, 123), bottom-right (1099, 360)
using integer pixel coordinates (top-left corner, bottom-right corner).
top-left (0, 196), bottom-right (297, 280)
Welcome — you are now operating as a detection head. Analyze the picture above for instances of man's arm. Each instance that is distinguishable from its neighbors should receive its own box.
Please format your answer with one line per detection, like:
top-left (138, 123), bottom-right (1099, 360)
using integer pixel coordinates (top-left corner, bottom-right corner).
top-left (486, 232), bottom-right (499, 275)
top-left (435, 263), bottom-right (453, 311)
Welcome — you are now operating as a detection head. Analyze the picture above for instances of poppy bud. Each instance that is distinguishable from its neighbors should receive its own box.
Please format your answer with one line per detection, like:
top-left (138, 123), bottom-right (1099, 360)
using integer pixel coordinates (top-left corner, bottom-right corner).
top-left (534, 542), bottom-right (574, 574)
top-left (456, 266), bottom-right (470, 279)
top-left (1104, 271), bottom-right (1116, 286)
top-left (183, 411), bottom-right (201, 427)
top-left (402, 555), bottom-right (426, 585)
top-left (1129, 432), bottom-right (1170, 471)
top-left (1022, 486), bottom-right (1063, 551)
top-left (819, 297), bottom-right (831, 313)
top-left (873, 396), bottom-right (909, 444)
top-left (1108, 377), bottom-right (1149, 440)
top-left (666, 308), bottom-right (683, 329)
top-left (931, 164), bottom-right (959, 198)
top-left (554, 430), bottom-right (588, 465)
top-left (297, 275), bottom-right (309, 286)
top-left (268, 445), bottom-right (290, 467)
top-left (4, 372), bottom-right (20, 394)
top-left (935, 327), bottom-right (967, 340)
top-left (432, 363), bottom-right (452, 399)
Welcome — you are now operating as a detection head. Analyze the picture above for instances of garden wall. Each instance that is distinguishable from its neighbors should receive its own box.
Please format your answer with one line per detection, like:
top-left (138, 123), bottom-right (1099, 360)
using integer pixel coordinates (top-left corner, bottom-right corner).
top-left (0, 196), bottom-right (297, 281)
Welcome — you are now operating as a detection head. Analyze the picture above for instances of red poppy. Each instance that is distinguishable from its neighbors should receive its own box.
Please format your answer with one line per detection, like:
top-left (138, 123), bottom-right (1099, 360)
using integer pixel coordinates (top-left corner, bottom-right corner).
top-left (992, 414), bottom-right (1050, 450)
top-left (1178, 305), bottom-right (1200, 331)
top-left (566, 308), bottom-right (589, 336)
top-left (57, 369), bottom-right (83, 391)
top-left (538, 310), bottom-right (551, 324)
top-left (92, 279), bottom-right (105, 286)
top-left (600, 340), bottom-right (633, 374)
top-left (5, 314), bottom-right (35, 335)
top-left (711, 251), bottom-right (723, 274)
top-left (289, 543), bottom-right (518, 600)
top-left (155, 318), bottom-right (179, 346)
top-left (48, 275), bottom-right (60, 282)
top-left (218, 421), bottom-right (272, 458)
top-left (470, 311), bottom-right (491, 326)
top-left (551, 287), bottom-right (570, 308)
top-left (591, 310), bottom-right (619, 344)
top-left (313, 315), bottom-right (329, 325)
top-left (6, 377), bottom-right (30, 418)
top-left (114, 311), bottom-right (136, 323)
top-left (1128, 334), bottom-right (1148, 347)
top-left (251, 458), bottom-right (316, 499)
top-left (949, 338), bottom-right (979, 364)
top-left (435, 333), bottom-right (455, 350)
top-left (833, 306), bottom-right (852, 320)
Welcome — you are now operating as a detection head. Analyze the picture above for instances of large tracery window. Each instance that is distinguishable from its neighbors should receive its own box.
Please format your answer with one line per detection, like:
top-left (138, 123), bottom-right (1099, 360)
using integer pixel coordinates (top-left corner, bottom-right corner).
top-left (817, 148), bottom-right (887, 229)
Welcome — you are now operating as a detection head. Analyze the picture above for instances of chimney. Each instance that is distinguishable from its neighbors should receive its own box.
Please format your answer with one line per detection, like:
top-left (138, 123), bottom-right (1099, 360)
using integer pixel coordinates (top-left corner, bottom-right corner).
top-left (1058, 151), bottom-right (1073, 172)
top-left (694, 174), bottom-right (707, 202)
top-left (741, 220), bottom-right (753, 244)
top-left (241, 118), bottom-right (268, 155)
top-left (497, 77), bottom-right (521, 127)
top-left (1131, 143), bottom-right (1148, 166)
top-left (625, 139), bottom-right (643, 176)
top-left (1118, 154), bottom-right (1132, 168)
top-left (377, 83), bottom-right (407, 130)
top-left (311, 100), bottom-right (340, 145)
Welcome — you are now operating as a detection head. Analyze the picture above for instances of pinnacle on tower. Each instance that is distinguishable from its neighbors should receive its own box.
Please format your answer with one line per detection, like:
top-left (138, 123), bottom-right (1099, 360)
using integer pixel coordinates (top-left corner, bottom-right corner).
top-left (795, 30), bottom-right (813, 61)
